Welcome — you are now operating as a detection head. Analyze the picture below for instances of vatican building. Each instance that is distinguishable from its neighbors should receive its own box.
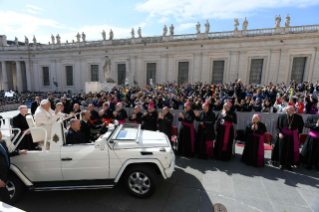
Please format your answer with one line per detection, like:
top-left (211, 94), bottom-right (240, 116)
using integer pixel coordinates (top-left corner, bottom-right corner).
top-left (0, 14), bottom-right (318, 93)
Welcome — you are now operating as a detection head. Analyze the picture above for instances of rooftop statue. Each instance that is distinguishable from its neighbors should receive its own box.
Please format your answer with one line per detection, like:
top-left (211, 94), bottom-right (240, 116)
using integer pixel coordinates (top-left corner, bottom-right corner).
top-left (81, 32), bottom-right (86, 42)
top-left (275, 15), bottom-right (281, 28)
top-left (285, 14), bottom-right (290, 27)
top-left (138, 27), bottom-right (142, 38)
top-left (234, 18), bottom-right (239, 31)
top-left (170, 24), bottom-right (174, 36)
top-left (196, 22), bottom-right (201, 34)
top-left (131, 28), bottom-right (135, 38)
top-left (33, 35), bottom-right (37, 45)
top-left (242, 17), bottom-right (248, 30)
top-left (104, 56), bottom-right (115, 83)
top-left (51, 34), bottom-right (55, 44)
top-left (25, 36), bottom-right (29, 46)
top-left (102, 30), bottom-right (106, 41)
top-left (15, 37), bottom-right (19, 46)
top-left (75, 32), bottom-right (81, 42)
top-left (109, 29), bottom-right (114, 40)
top-left (163, 25), bottom-right (167, 36)
top-left (205, 20), bottom-right (210, 33)
top-left (56, 34), bottom-right (61, 44)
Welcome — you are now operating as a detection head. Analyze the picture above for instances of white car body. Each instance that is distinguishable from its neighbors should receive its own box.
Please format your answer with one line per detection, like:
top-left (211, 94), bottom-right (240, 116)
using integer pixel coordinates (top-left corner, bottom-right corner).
top-left (6, 117), bottom-right (175, 201)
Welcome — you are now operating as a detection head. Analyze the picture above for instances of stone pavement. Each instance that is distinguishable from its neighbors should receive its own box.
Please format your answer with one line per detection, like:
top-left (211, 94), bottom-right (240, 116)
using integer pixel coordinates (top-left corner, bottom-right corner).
top-left (12, 146), bottom-right (319, 212)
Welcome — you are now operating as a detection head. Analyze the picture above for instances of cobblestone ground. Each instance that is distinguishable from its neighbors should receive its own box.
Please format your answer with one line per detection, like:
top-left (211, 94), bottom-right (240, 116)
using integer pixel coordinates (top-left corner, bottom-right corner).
top-left (13, 148), bottom-right (319, 212)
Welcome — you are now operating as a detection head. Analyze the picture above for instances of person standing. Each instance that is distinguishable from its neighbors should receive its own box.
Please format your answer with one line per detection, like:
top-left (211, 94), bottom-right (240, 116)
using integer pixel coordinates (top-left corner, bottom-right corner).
top-left (271, 106), bottom-right (304, 170)
top-left (13, 105), bottom-right (36, 150)
top-left (142, 101), bottom-right (158, 131)
top-left (129, 105), bottom-right (143, 124)
top-left (0, 131), bottom-right (27, 204)
top-left (214, 103), bottom-right (237, 161)
top-left (158, 106), bottom-right (173, 140)
top-left (241, 114), bottom-right (267, 167)
top-left (194, 102), bottom-right (215, 159)
top-left (101, 103), bottom-right (113, 126)
top-left (47, 92), bottom-right (55, 110)
top-left (178, 102), bottom-right (196, 157)
top-left (300, 114), bottom-right (319, 170)
top-left (113, 102), bottom-right (128, 125)
top-left (31, 96), bottom-right (41, 115)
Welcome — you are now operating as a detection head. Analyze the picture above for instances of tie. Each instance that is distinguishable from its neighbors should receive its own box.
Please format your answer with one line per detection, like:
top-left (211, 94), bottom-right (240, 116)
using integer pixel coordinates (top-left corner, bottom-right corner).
top-left (0, 144), bottom-right (9, 167)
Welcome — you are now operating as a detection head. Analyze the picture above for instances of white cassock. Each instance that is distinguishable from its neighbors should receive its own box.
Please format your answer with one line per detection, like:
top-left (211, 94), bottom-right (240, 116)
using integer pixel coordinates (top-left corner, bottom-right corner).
top-left (34, 107), bottom-right (60, 139)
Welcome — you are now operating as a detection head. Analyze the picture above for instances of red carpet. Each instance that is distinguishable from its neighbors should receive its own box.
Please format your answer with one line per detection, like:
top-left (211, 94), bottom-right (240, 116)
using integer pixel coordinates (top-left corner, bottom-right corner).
top-left (235, 143), bottom-right (273, 151)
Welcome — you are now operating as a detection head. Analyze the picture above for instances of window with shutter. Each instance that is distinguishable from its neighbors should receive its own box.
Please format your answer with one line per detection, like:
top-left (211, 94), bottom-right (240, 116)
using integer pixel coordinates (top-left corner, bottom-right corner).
top-left (178, 62), bottom-right (189, 84)
top-left (91, 65), bottom-right (99, 82)
top-left (291, 57), bottom-right (306, 83)
top-left (118, 64), bottom-right (126, 85)
top-left (212, 61), bottom-right (224, 84)
top-left (43, 67), bottom-right (50, 86)
top-left (66, 66), bottom-right (73, 86)
top-left (146, 63), bottom-right (156, 85)
top-left (249, 59), bottom-right (263, 84)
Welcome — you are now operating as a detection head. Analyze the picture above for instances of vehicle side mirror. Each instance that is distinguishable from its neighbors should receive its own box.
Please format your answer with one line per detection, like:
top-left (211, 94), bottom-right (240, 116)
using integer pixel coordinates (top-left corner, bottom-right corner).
top-left (108, 140), bottom-right (115, 149)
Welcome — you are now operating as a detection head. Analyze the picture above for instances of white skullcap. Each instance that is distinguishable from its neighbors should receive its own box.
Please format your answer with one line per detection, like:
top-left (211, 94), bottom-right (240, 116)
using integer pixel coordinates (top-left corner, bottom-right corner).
top-left (40, 99), bottom-right (50, 105)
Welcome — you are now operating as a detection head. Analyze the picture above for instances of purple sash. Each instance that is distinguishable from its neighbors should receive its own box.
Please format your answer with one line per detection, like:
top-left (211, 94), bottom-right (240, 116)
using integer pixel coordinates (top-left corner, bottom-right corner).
top-left (309, 130), bottom-right (319, 166)
top-left (118, 120), bottom-right (126, 125)
top-left (219, 120), bottom-right (233, 151)
top-left (281, 128), bottom-right (299, 163)
top-left (202, 125), bottom-right (213, 157)
top-left (182, 121), bottom-right (195, 152)
top-left (252, 133), bottom-right (264, 167)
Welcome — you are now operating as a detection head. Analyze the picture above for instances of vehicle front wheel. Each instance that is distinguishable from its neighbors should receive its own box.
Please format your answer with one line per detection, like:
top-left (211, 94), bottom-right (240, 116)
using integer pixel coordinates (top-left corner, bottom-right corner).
top-left (124, 165), bottom-right (158, 198)
top-left (6, 174), bottom-right (24, 204)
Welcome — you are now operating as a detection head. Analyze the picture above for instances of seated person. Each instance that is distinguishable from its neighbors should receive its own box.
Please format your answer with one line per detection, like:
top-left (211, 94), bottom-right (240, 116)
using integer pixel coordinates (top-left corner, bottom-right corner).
top-left (73, 103), bottom-right (81, 119)
top-left (80, 110), bottom-right (107, 142)
top-left (101, 103), bottom-right (113, 126)
top-left (65, 119), bottom-right (90, 144)
top-left (55, 102), bottom-right (74, 119)
top-left (88, 104), bottom-right (99, 124)
top-left (113, 103), bottom-right (128, 124)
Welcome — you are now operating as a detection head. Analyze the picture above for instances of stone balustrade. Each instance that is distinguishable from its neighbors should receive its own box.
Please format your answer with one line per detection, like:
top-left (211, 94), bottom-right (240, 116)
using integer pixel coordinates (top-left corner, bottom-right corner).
top-left (0, 24), bottom-right (318, 52)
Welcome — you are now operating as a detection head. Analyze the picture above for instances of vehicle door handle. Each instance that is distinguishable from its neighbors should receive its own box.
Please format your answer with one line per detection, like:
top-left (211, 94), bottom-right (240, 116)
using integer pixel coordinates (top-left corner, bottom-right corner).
top-left (61, 157), bottom-right (72, 161)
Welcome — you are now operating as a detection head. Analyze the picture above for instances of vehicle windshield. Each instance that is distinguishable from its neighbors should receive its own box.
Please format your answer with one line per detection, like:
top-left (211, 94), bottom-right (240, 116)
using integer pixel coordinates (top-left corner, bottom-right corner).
top-left (112, 124), bottom-right (140, 141)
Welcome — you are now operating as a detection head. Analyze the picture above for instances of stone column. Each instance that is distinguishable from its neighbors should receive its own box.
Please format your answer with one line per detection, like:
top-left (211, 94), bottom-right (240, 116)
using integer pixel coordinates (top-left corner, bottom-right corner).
top-left (25, 61), bottom-right (32, 91)
top-left (125, 58), bottom-right (134, 86)
top-left (201, 53), bottom-right (208, 83)
top-left (16, 61), bottom-right (23, 92)
top-left (1, 61), bottom-right (8, 91)
top-left (160, 55), bottom-right (167, 83)
top-left (193, 53), bottom-right (201, 83)
top-left (167, 55), bottom-right (174, 81)
top-left (33, 61), bottom-right (39, 91)
top-left (75, 59), bottom-right (82, 93)
top-left (56, 60), bottom-right (62, 92)
top-left (81, 60), bottom-right (86, 91)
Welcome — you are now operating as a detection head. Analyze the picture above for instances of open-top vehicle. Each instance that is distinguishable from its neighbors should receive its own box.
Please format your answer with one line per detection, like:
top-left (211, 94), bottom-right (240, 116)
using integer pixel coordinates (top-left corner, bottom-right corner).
top-left (4, 116), bottom-right (175, 204)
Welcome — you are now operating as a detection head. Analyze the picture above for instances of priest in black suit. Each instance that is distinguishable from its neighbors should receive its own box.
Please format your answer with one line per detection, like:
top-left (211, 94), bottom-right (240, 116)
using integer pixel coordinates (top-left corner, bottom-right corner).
top-left (271, 106), bottom-right (304, 170)
top-left (65, 119), bottom-right (90, 144)
top-left (12, 105), bottom-right (36, 150)
top-left (158, 106), bottom-right (173, 140)
top-left (141, 101), bottom-right (158, 131)
top-left (129, 105), bottom-right (143, 124)
top-left (80, 110), bottom-right (107, 142)
top-left (31, 96), bottom-right (41, 115)
top-left (0, 131), bottom-right (27, 204)
top-left (88, 104), bottom-right (100, 124)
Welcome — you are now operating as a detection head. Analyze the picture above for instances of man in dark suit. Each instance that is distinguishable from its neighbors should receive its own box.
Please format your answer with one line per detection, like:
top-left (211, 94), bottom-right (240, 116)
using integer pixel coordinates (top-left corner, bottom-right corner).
top-left (13, 105), bottom-right (36, 150)
top-left (158, 106), bottom-right (173, 140)
top-left (0, 131), bottom-right (27, 203)
top-left (106, 95), bottom-right (115, 112)
top-left (73, 103), bottom-right (81, 119)
top-left (47, 92), bottom-right (55, 110)
top-left (80, 110), bottom-right (107, 142)
top-left (65, 119), bottom-right (90, 144)
top-left (88, 104), bottom-right (100, 124)
top-left (31, 96), bottom-right (41, 115)
top-left (61, 97), bottom-right (71, 114)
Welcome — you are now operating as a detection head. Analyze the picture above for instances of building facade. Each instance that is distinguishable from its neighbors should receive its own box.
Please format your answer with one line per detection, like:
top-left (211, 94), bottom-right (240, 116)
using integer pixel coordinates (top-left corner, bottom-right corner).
top-left (0, 24), bottom-right (318, 93)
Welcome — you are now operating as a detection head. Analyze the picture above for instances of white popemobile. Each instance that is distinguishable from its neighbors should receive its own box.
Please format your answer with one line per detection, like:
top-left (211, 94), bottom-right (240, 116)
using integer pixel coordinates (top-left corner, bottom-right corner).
top-left (3, 115), bottom-right (175, 204)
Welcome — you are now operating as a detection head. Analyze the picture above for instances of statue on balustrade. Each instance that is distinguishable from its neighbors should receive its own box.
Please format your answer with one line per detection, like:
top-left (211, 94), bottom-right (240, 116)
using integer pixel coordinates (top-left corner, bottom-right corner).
top-left (81, 32), bottom-right (86, 42)
top-left (205, 20), bottom-right (210, 33)
top-left (51, 34), bottom-right (55, 44)
top-left (101, 30), bottom-right (106, 40)
top-left (170, 24), bottom-right (174, 36)
top-left (242, 17), bottom-right (248, 30)
top-left (131, 28), bottom-right (135, 38)
top-left (275, 15), bottom-right (281, 28)
top-left (109, 29), bottom-right (114, 40)
top-left (56, 34), bottom-right (61, 44)
top-left (104, 56), bottom-right (115, 83)
top-left (196, 22), bottom-right (201, 34)
top-left (234, 18), bottom-right (239, 31)
top-left (15, 37), bottom-right (19, 46)
top-left (138, 27), bottom-right (142, 38)
top-left (24, 36), bottom-right (29, 46)
top-left (76, 32), bottom-right (81, 42)
top-left (285, 14), bottom-right (290, 27)
top-left (163, 25), bottom-right (167, 36)
top-left (33, 36), bottom-right (37, 46)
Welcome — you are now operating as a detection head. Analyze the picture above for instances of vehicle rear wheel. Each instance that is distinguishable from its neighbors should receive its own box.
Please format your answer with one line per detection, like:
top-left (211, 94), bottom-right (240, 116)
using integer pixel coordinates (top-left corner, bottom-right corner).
top-left (6, 174), bottom-right (24, 204)
top-left (124, 165), bottom-right (158, 198)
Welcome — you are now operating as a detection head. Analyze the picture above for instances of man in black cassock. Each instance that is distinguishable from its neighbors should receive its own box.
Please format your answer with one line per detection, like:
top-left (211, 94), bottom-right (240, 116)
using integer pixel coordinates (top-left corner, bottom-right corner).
top-left (101, 103), bottom-right (113, 125)
top-left (178, 102), bottom-right (196, 157)
top-left (158, 106), bottom-right (173, 140)
top-left (241, 114), bottom-right (267, 167)
top-left (13, 105), bottom-right (36, 150)
top-left (113, 102), bottom-right (128, 124)
top-left (214, 102), bottom-right (237, 161)
top-left (271, 106), bottom-right (304, 170)
top-left (31, 96), bottom-right (41, 115)
top-left (194, 102), bottom-right (215, 159)
top-left (129, 105), bottom-right (143, 124)
top-left (300, 115), bottom-right (319, 170)
top-left (142, 101), bottom-right (158, 131)
top-left (88, 104), bottom-right (99, 124)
